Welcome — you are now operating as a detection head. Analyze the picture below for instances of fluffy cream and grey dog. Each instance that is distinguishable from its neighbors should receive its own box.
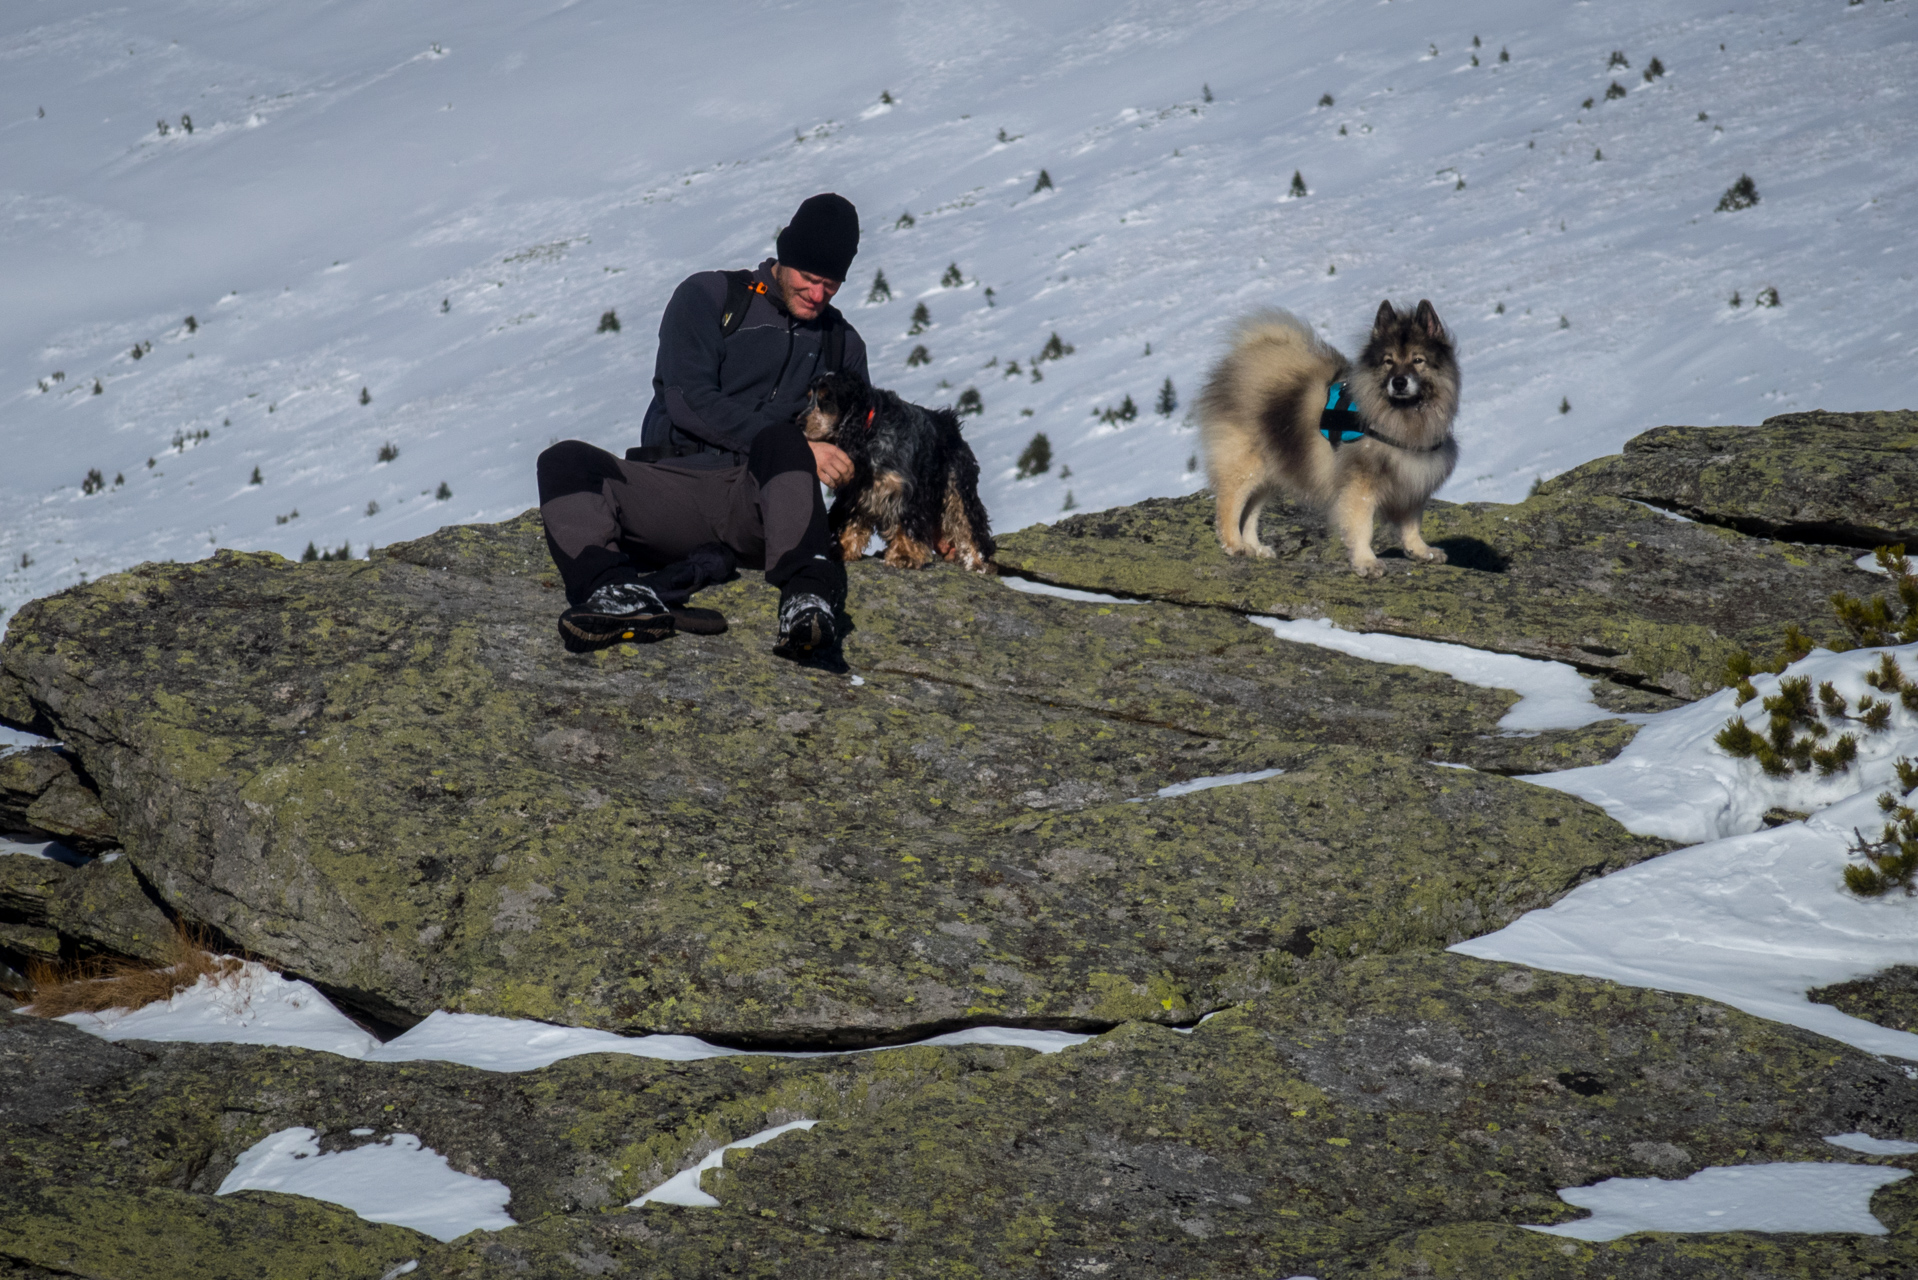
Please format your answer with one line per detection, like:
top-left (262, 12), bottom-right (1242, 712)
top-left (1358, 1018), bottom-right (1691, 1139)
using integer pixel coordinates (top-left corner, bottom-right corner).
top-left (1197, 300), bottom-right (1460, 577)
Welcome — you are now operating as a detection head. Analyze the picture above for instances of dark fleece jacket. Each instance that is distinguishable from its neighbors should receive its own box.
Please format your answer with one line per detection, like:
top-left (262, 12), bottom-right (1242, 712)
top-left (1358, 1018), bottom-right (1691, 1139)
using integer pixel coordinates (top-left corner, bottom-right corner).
top-left (638, 258), bottom-right (870, 467)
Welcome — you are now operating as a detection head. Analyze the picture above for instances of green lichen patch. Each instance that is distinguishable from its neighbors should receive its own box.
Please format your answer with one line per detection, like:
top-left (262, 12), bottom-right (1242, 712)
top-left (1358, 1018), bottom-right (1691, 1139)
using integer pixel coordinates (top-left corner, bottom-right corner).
top-left (1543, 410), bottom-right (1918, 549)
top-left (0, 527), bottom-right (1666, 1039)
top-left (994, 489), bottom-right (1871, 697)
top-left (0, 1184), bottom-right (427, 1280)
top-left (0, 850), bottom-right (174, 980)
top-left (1809, 965), bottom-right (1918, 1034)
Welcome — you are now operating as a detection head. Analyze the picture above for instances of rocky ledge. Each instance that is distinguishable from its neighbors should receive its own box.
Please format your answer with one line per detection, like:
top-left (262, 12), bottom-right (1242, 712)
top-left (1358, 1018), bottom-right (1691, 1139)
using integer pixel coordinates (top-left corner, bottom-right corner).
top-left (1, 410), bottom-right (1914, 1277)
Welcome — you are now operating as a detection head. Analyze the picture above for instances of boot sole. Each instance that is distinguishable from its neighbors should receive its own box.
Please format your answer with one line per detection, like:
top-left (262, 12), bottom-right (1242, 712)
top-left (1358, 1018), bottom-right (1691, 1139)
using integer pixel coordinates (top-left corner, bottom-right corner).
top-left (669, 606), bottom-right (728, 636)
top-left (558, 609), bottom-right (676, 652)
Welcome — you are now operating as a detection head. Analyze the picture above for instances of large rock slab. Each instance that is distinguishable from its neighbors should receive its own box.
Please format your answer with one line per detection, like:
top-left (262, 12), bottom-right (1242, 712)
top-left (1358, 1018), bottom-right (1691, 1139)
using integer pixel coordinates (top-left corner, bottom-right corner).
top-left (995, 489), bottom-right (1876, 697)
top-left (1542, 410), bottom-right (1918, 548)
top-left (0, 853), bottom-right (174, 984)
top-left (0, 516), bottom-right (1669, 1039)
top-left (14, 954), bottom-right (1911, 1278)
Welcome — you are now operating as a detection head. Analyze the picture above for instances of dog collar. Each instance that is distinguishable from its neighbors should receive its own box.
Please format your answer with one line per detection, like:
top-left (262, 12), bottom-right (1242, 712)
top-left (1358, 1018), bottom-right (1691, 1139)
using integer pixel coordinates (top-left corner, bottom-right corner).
top-left (862, 406), bottom-right (876, 431)
top-left (1319, 381), bottom-right (1449, 453)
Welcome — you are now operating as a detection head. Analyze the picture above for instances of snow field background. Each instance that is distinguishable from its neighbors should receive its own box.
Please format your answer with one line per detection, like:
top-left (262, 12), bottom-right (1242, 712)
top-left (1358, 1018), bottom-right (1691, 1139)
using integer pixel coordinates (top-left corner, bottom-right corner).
top-left (3, 0), bottom-right (1915, 628)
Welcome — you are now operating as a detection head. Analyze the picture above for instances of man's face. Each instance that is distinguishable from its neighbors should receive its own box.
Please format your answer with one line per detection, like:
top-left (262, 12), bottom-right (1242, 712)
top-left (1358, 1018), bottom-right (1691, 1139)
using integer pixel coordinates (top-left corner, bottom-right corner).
top-left (772, 263), bottom-right (841, 321)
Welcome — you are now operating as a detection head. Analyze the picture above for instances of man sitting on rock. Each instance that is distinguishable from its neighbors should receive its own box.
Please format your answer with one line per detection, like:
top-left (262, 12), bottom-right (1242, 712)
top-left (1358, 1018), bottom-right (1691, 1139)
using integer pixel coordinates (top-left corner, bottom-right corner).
top-left (536, 193), bottom-right (868, 666)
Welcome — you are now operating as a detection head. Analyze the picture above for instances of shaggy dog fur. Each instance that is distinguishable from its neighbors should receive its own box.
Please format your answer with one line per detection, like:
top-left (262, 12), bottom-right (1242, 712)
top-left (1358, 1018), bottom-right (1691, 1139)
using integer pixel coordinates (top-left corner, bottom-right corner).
top-left (800, 372), bottom-right (996, 572)
top-left (1197, 300), bottom-right (1460, 578)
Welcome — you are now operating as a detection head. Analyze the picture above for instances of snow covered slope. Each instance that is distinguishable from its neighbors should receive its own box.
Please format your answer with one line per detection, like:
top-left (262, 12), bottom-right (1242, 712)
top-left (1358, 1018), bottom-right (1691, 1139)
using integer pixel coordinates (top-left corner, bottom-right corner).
top-left (2, 0), bottom-right (1913, 626)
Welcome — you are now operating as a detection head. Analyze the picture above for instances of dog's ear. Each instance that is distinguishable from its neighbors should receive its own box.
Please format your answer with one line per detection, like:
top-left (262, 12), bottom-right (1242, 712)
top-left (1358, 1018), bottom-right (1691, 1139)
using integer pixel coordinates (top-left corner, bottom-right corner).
top-left (1414, 299), bottom-right (1445, 340)
top-left (1372, 299), bottom-right (1399, 335)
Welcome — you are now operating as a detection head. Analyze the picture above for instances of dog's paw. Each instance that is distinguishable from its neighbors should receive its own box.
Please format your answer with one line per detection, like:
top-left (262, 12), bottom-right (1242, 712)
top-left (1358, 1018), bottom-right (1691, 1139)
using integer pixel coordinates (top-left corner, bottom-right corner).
top-left (1351, 559), bottom-right (1386, 579)
top-left (1245, 541), bottom-right (1278, 560)
top-left (1409, 546), bottom-right (1448, 564)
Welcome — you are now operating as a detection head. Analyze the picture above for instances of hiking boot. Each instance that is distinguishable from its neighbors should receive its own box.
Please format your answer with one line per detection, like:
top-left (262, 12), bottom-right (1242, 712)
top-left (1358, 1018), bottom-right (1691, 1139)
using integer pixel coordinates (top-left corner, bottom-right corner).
top-left (669, 606), bottom-right (728, 636)
top-left (558, 581), bottom-right (675, 652)
top-left (773, 592), bottom-right (844, 669)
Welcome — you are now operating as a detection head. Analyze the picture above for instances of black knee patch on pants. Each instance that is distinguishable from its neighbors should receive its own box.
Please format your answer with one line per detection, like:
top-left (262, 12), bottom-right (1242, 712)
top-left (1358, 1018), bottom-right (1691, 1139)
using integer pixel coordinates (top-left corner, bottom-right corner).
top-left (537, 439), bottom-right (626, 504)
top-left (746, 422), bottom-right (817, 488)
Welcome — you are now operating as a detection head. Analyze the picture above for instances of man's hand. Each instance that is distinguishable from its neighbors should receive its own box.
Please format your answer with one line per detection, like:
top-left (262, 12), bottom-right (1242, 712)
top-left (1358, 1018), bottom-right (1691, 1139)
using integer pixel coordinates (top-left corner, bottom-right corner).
top-left (809, 440), bottom-right (854, 489)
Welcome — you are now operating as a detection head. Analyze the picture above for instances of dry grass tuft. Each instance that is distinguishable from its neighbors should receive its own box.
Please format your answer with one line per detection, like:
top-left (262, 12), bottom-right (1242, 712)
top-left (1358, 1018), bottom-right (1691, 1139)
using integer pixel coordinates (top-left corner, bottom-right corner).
top-left (22, 924), bottom-right (243, 1018)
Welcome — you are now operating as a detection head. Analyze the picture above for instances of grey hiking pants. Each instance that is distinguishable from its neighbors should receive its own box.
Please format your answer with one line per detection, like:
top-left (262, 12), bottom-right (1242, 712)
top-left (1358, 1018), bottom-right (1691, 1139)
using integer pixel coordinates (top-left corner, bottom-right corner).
top-left (535, 424), bottom-right (842, 607)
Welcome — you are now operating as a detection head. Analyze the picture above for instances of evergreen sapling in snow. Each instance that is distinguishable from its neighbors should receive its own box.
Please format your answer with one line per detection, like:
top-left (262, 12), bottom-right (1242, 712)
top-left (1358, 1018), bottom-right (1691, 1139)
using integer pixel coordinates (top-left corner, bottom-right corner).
top-left (1015, 433), bottom-right (1052, 479)
top-left (941, 263), bottom-right (964, 288)
top-left (909, 302), bottom-right (931, 335)
top-left (598, 309), bottom-right (621, 333)
top-left (1157, 378), bottom-right (1178, 416)
top-left (1717, 175), bottom-right (1760, 212)
top-left (867, 270), bottom-right (892, 304)
top-left (907, 345), bottom-right (931, 368)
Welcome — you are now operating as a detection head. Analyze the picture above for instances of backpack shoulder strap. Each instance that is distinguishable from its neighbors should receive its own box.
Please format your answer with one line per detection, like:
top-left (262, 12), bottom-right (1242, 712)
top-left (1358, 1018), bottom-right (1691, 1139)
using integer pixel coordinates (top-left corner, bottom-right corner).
top-left (821, 304), bottom-right (846, 373)
top-left (718, 269), bottom-right (766, 337)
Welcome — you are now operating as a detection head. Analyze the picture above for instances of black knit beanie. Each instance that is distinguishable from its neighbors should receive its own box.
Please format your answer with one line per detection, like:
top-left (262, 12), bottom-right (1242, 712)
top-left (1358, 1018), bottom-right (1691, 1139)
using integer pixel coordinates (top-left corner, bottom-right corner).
top-left (775, 193), bottom-right (859, 282)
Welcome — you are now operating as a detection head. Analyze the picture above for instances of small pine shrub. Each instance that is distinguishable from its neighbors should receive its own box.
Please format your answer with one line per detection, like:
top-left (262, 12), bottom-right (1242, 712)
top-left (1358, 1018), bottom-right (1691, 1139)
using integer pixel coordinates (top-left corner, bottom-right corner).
top-left (1716, 174), bottom-right (1759, 212)
top-left (81, 468), bottom-right (105, 495)
top-left (1559, 397), bottom-right (1571, 414)
top-left (1831, 546), bottom-right (1918, 648)
top-left (1032, 169), bottom-right (1053, 193)
top-left (867, 270), bottom-right (892, 304)
top-left (184, 315), bottom-right (197, 333)
top-left (1560, 315), bottom-right (1571, 329)
top-left (302, 542), bottom-right (319, 562)
top-left (907, 345), bottom-right (931, 367)
top-left (1844, 760), bottom-right (1918, 897)
top-left (1500, 47), bottom-right (1510, 62)
top-left (180, 113), bottom-right (192, 134)
top-left (1156, 377), bottom-right (1178, 416)
top-left (880, 90), bottom-right (894, 105)
top-left (92, 379), bottom-right (103, 395)
top-left (1644, 56), bottom-right (1666, 81)
top-left (1289, 170), bottom-right (1308, 198)
top-left (365, 500), bottom-right (380, 517)
top-left (1318, 93), bottom-right (1334, 107)
top-left (378, 442), bottom-right (399, 463)
top-left (1471, 54), bottom-right (1479, 67)
top-left (113, 473), bottom-right (123, 487)
top-left (130, 343), bottom-right (144, 361)
top-left (1004, 360), bottom-right (1022, 378)
top-left (1187, 454), bottom-right (1198, 473)
top-left (440, 298), bottom-right (450, 313)
top-left (1062, 490), bottom-right (1078, 512)
top-left (1605, 81), bottom-right (1627, 100)
top-left (1608, 50), bottom-right (1629, 69)
top-left (956, 387), bottom-right (983, 417)
top-left (318, 542), bottom-right (352, 562)
top-left (1495, 302), bottom-right (1505, 314)
top-left (984, 287), bottom-right (996, 307)
top-left (896, 211), bottom-right (916, 229)
top-left (909, 302), bottom-right (931, 335)
top-left (436, 481), bottom-right (452, 501)
top-left (597, 309), bottom-right (620, 333)
top-left (249, 466), bottom-right (262, 485)
top-left (1015, 433), bottom-right (1052, 479)
top-left (1038, 332), bottom-right (1074, 362)
top-left (1581, 97), bottom-right (1595, 110)
top-left (156, 118), bottom-right (169, 136)
top-left (1730, 290), bottom-right (1742, 308)
top-left (359, 386), bottom-right (371, 405)
top-left (1756, 285), bottom-right (1779, 307)
top-left (941, 263), bottom-right (964, 288)
top-left (1096, 395), bottom-right (1139, 426)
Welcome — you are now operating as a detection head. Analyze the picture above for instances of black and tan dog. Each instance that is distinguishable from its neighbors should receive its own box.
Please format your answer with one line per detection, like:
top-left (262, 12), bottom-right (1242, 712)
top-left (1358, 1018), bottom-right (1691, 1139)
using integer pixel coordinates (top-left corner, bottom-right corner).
top-left (801, 372), bottom-right (996, 573)
top-left (1198, 300), bottom-right (1460, 578)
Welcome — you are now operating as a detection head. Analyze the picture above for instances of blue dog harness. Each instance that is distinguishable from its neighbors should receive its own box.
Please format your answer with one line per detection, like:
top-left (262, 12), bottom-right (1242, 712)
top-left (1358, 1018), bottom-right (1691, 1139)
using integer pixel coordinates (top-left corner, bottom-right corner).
top-left (1318, 381), bottom-right (1450, 453)
top-left (1320, 382), bottom-right (1367, 446)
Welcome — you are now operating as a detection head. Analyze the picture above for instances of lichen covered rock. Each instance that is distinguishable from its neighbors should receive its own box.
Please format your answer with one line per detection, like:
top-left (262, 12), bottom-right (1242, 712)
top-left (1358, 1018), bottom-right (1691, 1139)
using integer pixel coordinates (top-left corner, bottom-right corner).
top-left (6, 955), bottom-right (1915, 1278)
top-left (994, 489), bottom-right (1873, 699)
top-left (0, 520), bottom-right (1667, 1039)
top-left (1542, 410), bottom-right (1918, 548)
